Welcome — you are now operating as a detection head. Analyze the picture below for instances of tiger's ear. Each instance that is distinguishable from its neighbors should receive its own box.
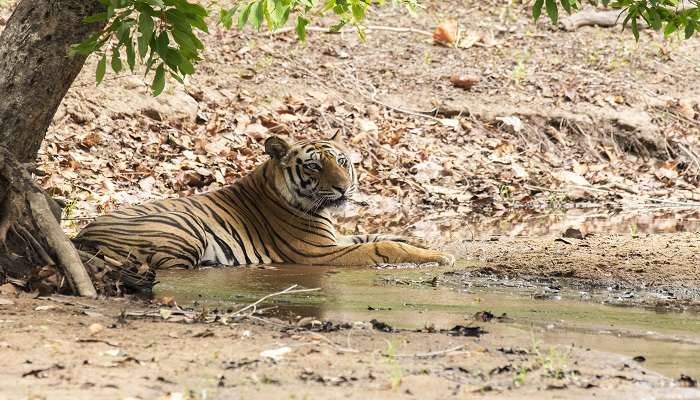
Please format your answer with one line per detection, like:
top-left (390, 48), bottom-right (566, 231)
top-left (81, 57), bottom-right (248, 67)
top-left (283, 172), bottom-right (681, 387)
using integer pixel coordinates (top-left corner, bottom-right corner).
top-left (328, 130), bottom-right (343, 143)
top-left (265, 136), bottom-right (290, 161)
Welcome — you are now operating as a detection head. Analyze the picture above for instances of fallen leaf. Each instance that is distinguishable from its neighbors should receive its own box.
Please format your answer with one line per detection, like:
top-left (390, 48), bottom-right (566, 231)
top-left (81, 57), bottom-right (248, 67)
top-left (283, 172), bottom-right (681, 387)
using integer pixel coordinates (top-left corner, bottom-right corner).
top-left (433, 20), bottom-right (458, 44)
top-left (450, 74), bottom-right (480, 89)
top-left (159, 308), bottom-right (172, 320)
top-left (497, 116), bottom-right (523, 132)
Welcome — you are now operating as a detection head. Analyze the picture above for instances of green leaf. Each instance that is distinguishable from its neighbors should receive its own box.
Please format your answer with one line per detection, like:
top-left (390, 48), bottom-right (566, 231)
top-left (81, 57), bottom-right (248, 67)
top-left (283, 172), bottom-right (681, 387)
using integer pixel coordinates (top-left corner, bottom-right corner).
top-left (533, 0), bottom-right (544, 20)
top-left (631, 17), bottom-right (640, 41)
top-left (250, 1), bottom-right (264, 30)
top-left (152, 63), bottom-right (166, 96)
top-left (220, 7), bottom-right (234, 29)
top-left (96, 54), bottom-right (107, 84)
top-left (111, 48), bottom-right (123, 73)
top-left (295, 15), bottom-right (309, 40)
top-left (169, 70), bottom-right (184, 83)
top-left (138, 13), bottom-right (155, 58)
top-left (125, 40), bottom-right (136, 71)
top-left (560, 0), bottom-right (571, 14)
top-left (116, 19), bottom-right (136, 44)
top-left (686, 19), bottom-right (695, 38)
top-left (643, 7), bottom-right (659, 30)
top-left (664, 20), bottom-right (678, 36)
top-left (238, 2), bottom-right (254, 29)
top-left (545, 0), bottom-right (559, 23)
top-left (351, 3), bottom-right (365, 21)
top-left (179, 56), bottom-right (194, 75)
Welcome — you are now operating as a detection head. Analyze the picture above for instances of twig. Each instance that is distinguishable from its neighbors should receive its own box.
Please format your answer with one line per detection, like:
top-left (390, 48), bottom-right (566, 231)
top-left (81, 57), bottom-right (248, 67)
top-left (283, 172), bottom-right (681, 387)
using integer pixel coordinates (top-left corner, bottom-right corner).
top-left (308, 331), bottom-right (359, 353)
top-left (229, 284), bottom-right (321, 316)
top-left (526, 183), bottom-right (700, 208)
top-left (271, 25), bottom-right (432, 37)
top-left (392, 344), bottom-right (466, 358)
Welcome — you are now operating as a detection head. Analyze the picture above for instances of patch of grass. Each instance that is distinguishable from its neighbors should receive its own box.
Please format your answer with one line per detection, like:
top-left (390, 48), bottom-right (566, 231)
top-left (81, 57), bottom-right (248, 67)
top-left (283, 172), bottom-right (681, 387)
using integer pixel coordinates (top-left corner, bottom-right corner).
top-left (512, 49), bottom-right (531, 84)
top-left (385, 340), bottom-right (403, 391)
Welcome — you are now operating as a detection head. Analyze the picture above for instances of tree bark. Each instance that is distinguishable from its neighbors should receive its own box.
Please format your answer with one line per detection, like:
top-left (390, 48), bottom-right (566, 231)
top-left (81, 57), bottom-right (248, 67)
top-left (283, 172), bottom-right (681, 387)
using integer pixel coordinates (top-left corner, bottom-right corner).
top-left (0, 0), bottom-right (105, 295)
top-left (0, 0), bottom-right (104, 162)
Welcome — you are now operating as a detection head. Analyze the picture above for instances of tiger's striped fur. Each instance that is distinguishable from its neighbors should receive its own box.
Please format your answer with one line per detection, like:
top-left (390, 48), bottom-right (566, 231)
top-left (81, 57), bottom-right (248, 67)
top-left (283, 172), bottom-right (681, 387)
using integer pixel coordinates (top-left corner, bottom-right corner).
top-left (75, 135), bottom-right (454, 269)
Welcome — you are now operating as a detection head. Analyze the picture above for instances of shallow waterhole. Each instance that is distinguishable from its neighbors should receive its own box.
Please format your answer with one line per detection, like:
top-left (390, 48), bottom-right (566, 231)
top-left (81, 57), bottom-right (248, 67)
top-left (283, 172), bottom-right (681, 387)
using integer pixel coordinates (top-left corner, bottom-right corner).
top-left (155, 207), bottom-right (700, 380)
top-left (156, 261), bottom-right (700, 380)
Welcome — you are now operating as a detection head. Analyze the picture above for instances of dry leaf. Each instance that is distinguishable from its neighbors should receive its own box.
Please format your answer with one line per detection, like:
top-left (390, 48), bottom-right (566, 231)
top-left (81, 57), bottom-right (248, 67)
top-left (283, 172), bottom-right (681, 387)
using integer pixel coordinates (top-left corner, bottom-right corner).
top-left (433, 20), bottom-right (458, 44)
top-left (450, 74), bottom-right (480, 89)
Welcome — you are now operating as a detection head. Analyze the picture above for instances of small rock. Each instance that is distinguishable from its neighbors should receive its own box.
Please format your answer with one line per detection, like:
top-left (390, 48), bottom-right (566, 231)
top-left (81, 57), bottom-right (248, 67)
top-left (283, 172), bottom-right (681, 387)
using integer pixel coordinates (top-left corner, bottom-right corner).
top-left (679, 374), bottom-right (697, 387)
top-left (0, 283), bottom-right (18, 296)
top-left (0, 298), bottom-right (15, 306)
top-left (562, 227), bottom-right (584, 240)
top-left (89, 323), bottom-right (105, 335)
top-left (370, 319), bottom-right (394, 333)
top-left (260, 346), bottom-right (291, 361)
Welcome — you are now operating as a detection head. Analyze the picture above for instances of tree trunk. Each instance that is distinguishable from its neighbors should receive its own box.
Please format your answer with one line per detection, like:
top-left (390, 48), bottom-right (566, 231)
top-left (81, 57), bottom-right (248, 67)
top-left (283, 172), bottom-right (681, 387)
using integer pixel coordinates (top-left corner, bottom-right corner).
top-left (0, 0), bottom-right (105, 162)
top-left (0, 0), bottom-right (106, 296)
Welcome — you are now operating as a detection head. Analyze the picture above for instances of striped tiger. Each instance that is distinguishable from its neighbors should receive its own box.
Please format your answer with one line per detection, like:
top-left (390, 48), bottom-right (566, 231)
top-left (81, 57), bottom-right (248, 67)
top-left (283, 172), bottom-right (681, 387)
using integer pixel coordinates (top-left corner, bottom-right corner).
top-left (74, 135), bottom-right (455, 269)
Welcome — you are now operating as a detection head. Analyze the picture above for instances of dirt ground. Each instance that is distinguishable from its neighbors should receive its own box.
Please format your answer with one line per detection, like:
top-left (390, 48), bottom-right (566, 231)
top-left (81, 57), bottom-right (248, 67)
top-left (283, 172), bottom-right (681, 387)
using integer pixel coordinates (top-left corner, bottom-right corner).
top-left (1, 294), bottom-right (698, 400)
top-left (457, 232), bottom-right (700, 291)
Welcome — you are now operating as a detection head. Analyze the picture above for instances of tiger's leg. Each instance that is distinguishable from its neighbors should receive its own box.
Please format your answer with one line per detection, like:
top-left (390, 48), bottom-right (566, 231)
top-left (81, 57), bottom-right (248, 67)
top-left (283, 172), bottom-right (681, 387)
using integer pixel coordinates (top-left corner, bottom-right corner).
top-left (337, 234), bottom-right (408, 245)
top-left (319, 241), bottom-right (455, 267)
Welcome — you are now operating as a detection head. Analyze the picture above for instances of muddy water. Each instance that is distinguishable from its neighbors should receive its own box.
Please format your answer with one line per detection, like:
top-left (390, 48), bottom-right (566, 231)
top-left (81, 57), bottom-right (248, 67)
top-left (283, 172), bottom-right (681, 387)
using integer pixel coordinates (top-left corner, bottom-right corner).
top-left (156, 262), bottom-right (700, 380)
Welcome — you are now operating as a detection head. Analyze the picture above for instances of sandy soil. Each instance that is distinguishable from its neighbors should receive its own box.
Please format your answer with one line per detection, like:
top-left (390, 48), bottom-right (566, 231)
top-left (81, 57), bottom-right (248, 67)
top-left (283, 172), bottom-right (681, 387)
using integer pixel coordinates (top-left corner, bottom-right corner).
top-left (456, 232), bottom-right (700, 291)
top-left (1, 294), bottom-right (698, 400)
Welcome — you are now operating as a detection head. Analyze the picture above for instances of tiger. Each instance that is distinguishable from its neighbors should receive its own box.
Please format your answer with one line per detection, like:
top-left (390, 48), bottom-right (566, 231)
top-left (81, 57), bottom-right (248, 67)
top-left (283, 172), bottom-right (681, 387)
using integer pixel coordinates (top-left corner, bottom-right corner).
top-left (74, 134), bottom-right (455, 269)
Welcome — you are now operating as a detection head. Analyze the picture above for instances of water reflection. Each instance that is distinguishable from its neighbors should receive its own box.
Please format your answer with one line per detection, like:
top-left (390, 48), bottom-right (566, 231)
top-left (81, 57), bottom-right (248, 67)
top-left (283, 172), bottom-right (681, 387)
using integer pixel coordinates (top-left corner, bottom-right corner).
top-left (155, 264), bottom-right (700, 378)
top-left (403, 208), bottom-right (700, 246)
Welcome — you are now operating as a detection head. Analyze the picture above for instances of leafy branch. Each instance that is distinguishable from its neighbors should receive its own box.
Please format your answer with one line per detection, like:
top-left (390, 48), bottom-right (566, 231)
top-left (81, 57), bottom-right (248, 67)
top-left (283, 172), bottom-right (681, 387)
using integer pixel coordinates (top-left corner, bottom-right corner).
top-left (72, 0), bottom-right (419, 95)
top-left (533, 0), bottom-right (700, 41)
top-left (73, 0), bottom-right (698, 96)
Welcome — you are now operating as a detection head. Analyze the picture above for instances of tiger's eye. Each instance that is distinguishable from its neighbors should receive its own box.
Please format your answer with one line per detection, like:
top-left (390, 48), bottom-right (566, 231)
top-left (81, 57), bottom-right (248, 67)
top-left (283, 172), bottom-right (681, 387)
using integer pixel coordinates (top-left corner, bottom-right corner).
top-left (304, 162), bottom-right (321, 172)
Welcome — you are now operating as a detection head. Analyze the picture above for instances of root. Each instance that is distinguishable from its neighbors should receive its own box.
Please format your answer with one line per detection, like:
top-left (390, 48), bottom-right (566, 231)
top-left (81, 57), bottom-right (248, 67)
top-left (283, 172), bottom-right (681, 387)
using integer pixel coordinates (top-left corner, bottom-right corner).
top-left (26, 191), bottom-right (96, 297)
top-left (0, 146), bottom-right (97, 297)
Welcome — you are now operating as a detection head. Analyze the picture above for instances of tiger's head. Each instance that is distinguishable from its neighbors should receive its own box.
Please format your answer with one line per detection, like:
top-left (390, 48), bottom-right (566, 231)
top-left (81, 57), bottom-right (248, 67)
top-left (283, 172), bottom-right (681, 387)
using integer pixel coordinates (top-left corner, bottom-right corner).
top-left (264, 134), bottom-right (357, 211)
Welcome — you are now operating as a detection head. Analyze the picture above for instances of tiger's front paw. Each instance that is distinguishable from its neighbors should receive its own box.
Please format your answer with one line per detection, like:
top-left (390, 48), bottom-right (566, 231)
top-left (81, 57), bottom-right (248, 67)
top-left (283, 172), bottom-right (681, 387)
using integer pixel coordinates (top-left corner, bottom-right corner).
top-left (434, 251), bottom-right (455, 267)
top-left (417, 249), bottom-right (455, 267)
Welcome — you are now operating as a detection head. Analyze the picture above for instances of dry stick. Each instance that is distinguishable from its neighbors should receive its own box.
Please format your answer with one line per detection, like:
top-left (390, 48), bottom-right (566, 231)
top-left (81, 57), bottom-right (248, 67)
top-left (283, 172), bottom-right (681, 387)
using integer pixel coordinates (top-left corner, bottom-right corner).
top-left (230, 284), bottom-right (321, 316)
top-left (27, 192), bottom-right (97, 297)
top-left (271, 25), bottom-right (433, 37)
top-left (308, 332), bottom-right (359, 353)
top-left (393, 344), bottom-right (466, 358)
